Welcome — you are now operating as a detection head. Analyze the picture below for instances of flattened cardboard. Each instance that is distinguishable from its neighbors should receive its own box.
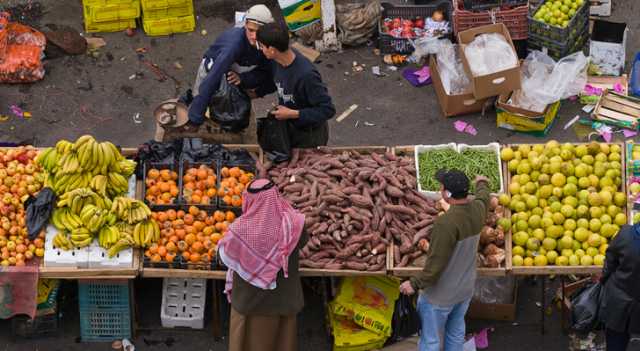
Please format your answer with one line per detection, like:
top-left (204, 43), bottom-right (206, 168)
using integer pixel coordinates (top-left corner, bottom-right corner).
top-left (457, 23), bottom-right (521, 100)
top-left (430, 55), bottom-right (488, 117)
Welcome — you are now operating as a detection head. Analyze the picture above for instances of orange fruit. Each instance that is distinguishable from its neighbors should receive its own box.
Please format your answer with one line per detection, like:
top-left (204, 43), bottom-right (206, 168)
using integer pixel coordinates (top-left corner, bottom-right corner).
top-left (185, 233), bottom-right (197, 246)
top-left (234, 184), bottom-right (244, 195)
top-left (193, 221), bottom-right (205, 232)
top-left (188, 206), bottom-right (200, 216)
top-left (159, 182), bottom-right (170, 193)
top-left (220, 167), bottom-right (230, 177)
top-left (149, 244), bottom-right (159, 255)
top-left (201, 196), bottom-right (211, 204)
top-left (201, 253), bottom-right (211, 262)
top-left (161, 193), bottom-right (172, 202)
top-left (170, 171), bottom-right (178, 180)
top-left (226, 177), bottom-right (238, 187)
top-left (183, 174), bottom-right (195, 183)
top-left (170, 186), bottom-right (179, 197)
top-left (223, 195), bottom-right (232, 205)
top-left (206, 188), bottom-right (216, 198)
top-left (157, 246), bottom-right (167, 257)
top-left (205, 216), bottom-right (215, 226)
top-left (184, 214), bottom-right (194, 225)
top-left (177, 210), bottom-right (185, 219)
top-left (160, 169), bottom-right (171, 181)
top-left (225, 211), bottom-right (236, 222)
top-left (35, 248), bottom-right (44, 257)
top-left (33, 238), bottom-right (44, 249)
top-left (229, 167), bottom-right (241, 178)
top-left (205, 176), bottom-right (216, 188)
top-left (203, 226), bottom-right (214, 236)
top-left (175, 229), bottom-right (186, 240)
top-left (191, 242), bottom-right (204, 253)
top-left (211, 233), bottom-right (223, 244)
top-left (184, 182), bottom-right (195, 191)
top-left (167, 209), bottom-right (177, 220)
top-left (166, 241), bottom-right (177, 253)
top-left (165, 253), bottom-right (176, 263)
top-left (231, 195), bottom-right (242, 207)
top-left (145, 195), bottom-right (155, 203)
top-left (196, 168), bottom-right (208, 180)
top-left (148, 185), bottom-right (158, 195)
top-left (151, 253), bottom-right (162, 263)
top-left (145, 178), bottom-right (157, 187)
top-left (177, 241), bottom-right (188, 252)
top-left (187, 168), bottom-right (197, 176)
top-left (182, 251), bottom-right (191, 262)
top-left (148, 169), bottom-right (160, 179)
top-left (189, 253), bottom-right (201, 263)
top-left (239, 174), bottom-right (250, 184)
top-left (213, 211), bottom-right (225, 222)
top-left (157, 212), bottom-right (168, 223)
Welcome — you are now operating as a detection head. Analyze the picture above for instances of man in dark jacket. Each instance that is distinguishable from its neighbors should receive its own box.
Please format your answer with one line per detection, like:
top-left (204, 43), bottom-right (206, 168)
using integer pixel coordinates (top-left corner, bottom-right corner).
top-left (600, 223), bottom-right (640, 351)
top-left (185, 5), bottom-right (276, 129)
top-left (256, 23), bottom-right (336, 148)
top-left (399, 171), bottom-right (490, 351)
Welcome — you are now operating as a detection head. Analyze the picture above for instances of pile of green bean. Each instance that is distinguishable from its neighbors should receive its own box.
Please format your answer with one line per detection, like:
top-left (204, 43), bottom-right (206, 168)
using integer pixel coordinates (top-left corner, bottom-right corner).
top-left (418, 147), bottom-right (501, 193)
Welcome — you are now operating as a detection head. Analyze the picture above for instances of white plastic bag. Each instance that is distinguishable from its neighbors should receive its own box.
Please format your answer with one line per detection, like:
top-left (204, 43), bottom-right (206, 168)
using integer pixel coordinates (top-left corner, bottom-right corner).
top-left (410, 38), bottom-right (471, 95)
top-left (511, 51), bottom-right (588, 112)
top-left (464, 33), bottom-right (518, 77)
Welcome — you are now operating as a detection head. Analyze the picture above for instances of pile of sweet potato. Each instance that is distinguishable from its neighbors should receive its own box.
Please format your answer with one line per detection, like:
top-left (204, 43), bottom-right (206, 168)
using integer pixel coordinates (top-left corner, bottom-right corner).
top-left (267, 149), bottom-right (440, 271)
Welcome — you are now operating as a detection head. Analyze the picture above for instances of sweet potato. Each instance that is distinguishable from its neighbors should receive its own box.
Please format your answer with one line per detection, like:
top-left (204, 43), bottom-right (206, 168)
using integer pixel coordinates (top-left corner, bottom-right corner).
top-left (383, 204), bottom-right (417, 216)
top-left (350, 194), bottom-right (374, 209)
top-left (344, 261), bottom-right (368, 271)
top-left (412, 225), bottom-right (432, 245)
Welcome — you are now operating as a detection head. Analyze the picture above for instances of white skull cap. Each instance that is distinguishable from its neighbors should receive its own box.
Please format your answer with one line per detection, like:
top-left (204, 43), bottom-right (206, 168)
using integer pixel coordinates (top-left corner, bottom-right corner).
top-left (246, 5), bottom-right (274, 25)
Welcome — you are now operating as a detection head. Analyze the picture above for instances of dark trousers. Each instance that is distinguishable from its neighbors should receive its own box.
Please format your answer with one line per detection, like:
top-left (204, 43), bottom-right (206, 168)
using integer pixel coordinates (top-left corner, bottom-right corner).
top-left (607, 328), bottom-right (630, 351)
top-left (289, 121), bottom-right (329, 148)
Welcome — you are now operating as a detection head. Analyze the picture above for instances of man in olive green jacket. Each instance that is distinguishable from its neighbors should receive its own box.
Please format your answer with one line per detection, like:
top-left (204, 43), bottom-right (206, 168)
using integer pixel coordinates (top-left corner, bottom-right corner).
top-left (400, 170), bottom-right (490, 351)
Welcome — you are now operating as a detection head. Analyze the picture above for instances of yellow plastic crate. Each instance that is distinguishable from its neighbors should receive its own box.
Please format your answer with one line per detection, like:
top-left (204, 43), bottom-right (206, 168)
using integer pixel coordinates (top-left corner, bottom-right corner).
top-left (141, 0), bottom-right (191, 11)
top-left (83, 0), bottom-right (140, 23)
top-left (84, 18), bottom-right (136, 33)
top-left (142, 2), bottom-right (193, 20)
top-left (142, 14), bottom-right (195, 36)
top-left (83, 0), bottom-right (135, 5)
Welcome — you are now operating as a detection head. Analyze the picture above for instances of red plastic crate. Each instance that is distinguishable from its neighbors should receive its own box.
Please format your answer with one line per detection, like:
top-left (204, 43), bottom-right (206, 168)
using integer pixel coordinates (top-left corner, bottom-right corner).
top-left (453, 0), bottom-right (529, 40)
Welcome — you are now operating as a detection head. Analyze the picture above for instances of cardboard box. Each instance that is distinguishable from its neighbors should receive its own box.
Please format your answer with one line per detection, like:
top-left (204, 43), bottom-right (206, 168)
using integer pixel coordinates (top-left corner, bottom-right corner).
top-left (496, 92), bottom-right (560, 136)
top-left (590, 20), bottom-right (628, 76)
top-left (430, 55), bottom-right (488, 117)
top-left (466, 280), bottom-right (518, 321)
top-left (458, 23), bottom-right (521, 99)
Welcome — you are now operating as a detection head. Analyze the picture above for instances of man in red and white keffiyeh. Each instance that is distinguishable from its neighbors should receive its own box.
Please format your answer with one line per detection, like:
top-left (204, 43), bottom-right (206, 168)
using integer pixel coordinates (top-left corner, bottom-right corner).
top-left (219, 178), bottom-right (304, 295)
top-left (218, 178), bottom-right (306, 351)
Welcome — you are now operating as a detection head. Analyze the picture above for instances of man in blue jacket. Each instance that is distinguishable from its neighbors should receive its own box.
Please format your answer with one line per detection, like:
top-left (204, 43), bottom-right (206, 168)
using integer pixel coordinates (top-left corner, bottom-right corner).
top-left (184, 5), bottom-right (276, 131)
top-left (256, 23), bottom-right (336, 147)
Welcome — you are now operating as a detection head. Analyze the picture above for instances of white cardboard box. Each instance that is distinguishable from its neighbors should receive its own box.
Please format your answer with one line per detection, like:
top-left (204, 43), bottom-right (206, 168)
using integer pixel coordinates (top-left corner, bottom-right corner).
top-left (43, 225), bottom-right (89, 268)
top-left (87, 242), bottom-right (133, 269)
top-left (590, 0), bottom-right (611, 17)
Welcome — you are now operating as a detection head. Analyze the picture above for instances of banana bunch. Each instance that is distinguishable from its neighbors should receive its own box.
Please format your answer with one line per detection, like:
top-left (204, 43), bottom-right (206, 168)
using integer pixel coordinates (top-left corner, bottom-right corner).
top-left (75, 136), bottom-right (122, 176)
top-left (57, 188), bottom-right (107, 214)
top-left (51, 208), bottom-right (83, 232)
top-left (107, 235), bottom-right (135, 258)
top-left (90, 175), bottom-right (108, 196)
top-left (36, 148), bottom-right (59, 173)
top-left (107, 172), bottom-right (130, 198)
top-left (98, 225), bottom-right (121, 249)
top-left (51, 172), bottom-right (92, 195)
top-left (110, 159), bottom-right (136, 177)
top-left (133, 219), bottom-right (160, 248)
top-left (80, 204), bottom-right (110, 234)
top-left (111, 197), bottom-right (151, 224)
top-left (53, 231), bottom-right (73, 250)
top-left (56, 139), bottom-right (74, 155)
top-left (70, 227), bottom-right (93, 248)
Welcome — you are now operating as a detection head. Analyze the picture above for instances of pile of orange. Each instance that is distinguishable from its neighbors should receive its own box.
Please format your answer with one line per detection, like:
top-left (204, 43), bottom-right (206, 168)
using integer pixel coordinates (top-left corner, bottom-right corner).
top-left (183, 164), bottom-right (216, 205)
top-left (0, 146), bottom-right (45, 266)
top-left (147, 206), bottom-right (236, 265)
top-left (218, 166), bottom-right (254, 207)
top-left (145, 168), bottom-right (179, 205)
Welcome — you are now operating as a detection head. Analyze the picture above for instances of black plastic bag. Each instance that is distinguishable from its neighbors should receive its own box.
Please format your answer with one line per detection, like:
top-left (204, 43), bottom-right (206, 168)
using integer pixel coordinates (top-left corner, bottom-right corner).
top-left (257, 114), bottom-right (291, 163)
top-left (210, 78), bottom-right (251, 133)
top-left (571, 282), bottom-right (602, 332)
top-left (387, 295), bottom-right (421, 345)
top-left (135, 140), bottom-right (182, 178)
top-left (25, 188), bottom-right (56, 240)
top-left (181, 138), bottom-right (254, 166)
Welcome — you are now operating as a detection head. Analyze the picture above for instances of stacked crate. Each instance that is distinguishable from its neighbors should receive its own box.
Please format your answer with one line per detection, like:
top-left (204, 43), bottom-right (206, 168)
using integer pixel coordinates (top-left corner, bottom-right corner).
top-left (141, 0), bottom-right (195, 36)
top-left (78, 280), bottom-right (132, 342)
top-left (82, 0), bottom-right (140, 33)
top-left (527, 0), bottom-right (590, 60)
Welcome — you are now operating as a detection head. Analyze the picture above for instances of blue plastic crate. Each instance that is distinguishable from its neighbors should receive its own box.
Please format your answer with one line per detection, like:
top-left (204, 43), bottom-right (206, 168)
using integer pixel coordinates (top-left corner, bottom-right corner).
top-left (79, 308), bottom-right (131, 342)
top-left (78, 280), bottom-right (130, 310)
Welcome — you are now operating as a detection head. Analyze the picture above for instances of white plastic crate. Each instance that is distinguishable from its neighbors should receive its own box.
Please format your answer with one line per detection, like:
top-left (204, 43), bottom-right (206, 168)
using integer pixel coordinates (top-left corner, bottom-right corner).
top-left (87, 242), bottom-right (133, 268)
top-left (457, 142), bottom-right (505, 195)
top-left (160, 278), bottom-right (206, 329)
top-left (43, 225), bottom-right (90, 268)
top-left (127, 174), bottom-right (136, 198)
top-left (414, 143), bottom-right (457, 199)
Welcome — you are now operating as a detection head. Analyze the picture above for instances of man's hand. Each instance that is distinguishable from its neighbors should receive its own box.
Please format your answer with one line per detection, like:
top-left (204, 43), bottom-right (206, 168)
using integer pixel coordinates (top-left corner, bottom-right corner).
top-left (227, 71), bottom-right (241, 86)
top-left (474, 175), bottom-right (489, 185)
top-left (399, 280), bottom-right (415, 296)
top-left (272, 105), bottom-right (299, 120)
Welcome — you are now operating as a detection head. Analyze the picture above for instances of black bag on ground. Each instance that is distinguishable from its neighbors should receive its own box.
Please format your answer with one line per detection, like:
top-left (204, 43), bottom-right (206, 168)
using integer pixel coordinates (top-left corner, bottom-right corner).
top-left (257, 113), bottom-right (292, 163)
top-left (386, 295), bottom-right (421, 345)
top-left (209, 77), bottom-right (251, 132)
top-left (25, 188), bottom-right (56, 240)
top-left (571, 282), bottom-right (602, 332)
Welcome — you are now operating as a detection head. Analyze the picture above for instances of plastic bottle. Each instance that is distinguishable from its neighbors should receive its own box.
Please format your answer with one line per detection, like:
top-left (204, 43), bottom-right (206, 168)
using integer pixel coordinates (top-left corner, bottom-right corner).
top-left (631, 52), bottom-right (640, 97)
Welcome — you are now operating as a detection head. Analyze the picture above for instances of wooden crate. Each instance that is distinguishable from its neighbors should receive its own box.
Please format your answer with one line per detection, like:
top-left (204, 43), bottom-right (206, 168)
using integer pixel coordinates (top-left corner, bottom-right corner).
top-left (389, 146), bottom-right (510, 277)
top-left (505, 143), bottom-right (625, 276)
top-left (467, 279), bottom-right (518, 321)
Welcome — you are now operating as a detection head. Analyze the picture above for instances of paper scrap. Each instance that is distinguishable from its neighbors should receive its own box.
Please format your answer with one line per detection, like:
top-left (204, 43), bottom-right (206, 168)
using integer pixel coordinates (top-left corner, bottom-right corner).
top-left (582, 105), bottom-right (595, 113)
top-left (614, 83), bottom-right (624, 93)
top-left (413, 66), bottom-right (431, 83)
top-left (133, 112), bottom-right (142, 124)
top-left (623, 129), bottom-right (637, 138)
top-left (564, 115), bottom-right (581, 130)
top-left (601, 132), bottom-right (612, 143)
top-left (22, 112), bottom-right (31, 119)
top-left (10, 105), bottom-right (23, 117)
top-left (454, 120), bottom-right (477, 136)
top-left (372, 66), bottom-right (386, 77)
top-left (474, 328), bottom-right (490, 349)
top-left (0, 115), bottom-right (8, 121)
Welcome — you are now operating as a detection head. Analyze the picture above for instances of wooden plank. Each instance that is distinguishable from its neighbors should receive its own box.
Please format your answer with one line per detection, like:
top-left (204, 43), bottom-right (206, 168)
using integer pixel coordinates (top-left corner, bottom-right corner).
top-left (596, 106), bottom-right (638, 122)
top-left (141, 267), bottom-right (227, 279)
top-left (299, 268), bottom-right (386, 277)
top-left (291, 42), bottom-right (321, 63)
top-left (606, 93), bottom-right (640, 109)
top-left (389, 264), bottom-right (506, 277)
top-left (39, 267), bottom-right (138, 279)
top-left (511, 266), bottom-right (601, 275)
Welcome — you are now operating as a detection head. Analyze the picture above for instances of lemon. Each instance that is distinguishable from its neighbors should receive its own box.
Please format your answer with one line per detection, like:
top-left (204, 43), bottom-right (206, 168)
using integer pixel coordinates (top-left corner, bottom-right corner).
top-left (513, 255), bottom-right (524, 266)
top-left (534, 255), bottom-right (548, 266)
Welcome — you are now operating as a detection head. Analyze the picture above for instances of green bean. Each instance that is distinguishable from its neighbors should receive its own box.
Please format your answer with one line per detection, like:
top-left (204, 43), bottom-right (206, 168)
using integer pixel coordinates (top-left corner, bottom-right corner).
top-left (418, 148), bottom-right (500, 193)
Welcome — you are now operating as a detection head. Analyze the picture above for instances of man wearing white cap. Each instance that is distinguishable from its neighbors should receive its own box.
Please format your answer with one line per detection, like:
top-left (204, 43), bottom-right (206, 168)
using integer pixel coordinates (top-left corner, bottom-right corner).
top-left (183, 5), bottom-right (276, 135)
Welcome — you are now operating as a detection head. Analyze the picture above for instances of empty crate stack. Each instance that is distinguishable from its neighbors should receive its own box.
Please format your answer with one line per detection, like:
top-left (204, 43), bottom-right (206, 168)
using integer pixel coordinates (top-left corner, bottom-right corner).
top-left (161, 278), bottom-right (207, 329)
top-left (527, 0), bottom-right (590, 60)
top-left (453, 0), bottom-right (529, 40)
top-left (78, 280), bottom-right (132, 342)
top-left (141, 0), bottom-right (195, 36)
top-left (82, 0), bottom-right (140, 33)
